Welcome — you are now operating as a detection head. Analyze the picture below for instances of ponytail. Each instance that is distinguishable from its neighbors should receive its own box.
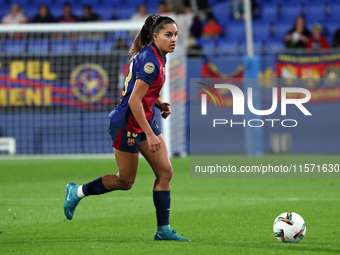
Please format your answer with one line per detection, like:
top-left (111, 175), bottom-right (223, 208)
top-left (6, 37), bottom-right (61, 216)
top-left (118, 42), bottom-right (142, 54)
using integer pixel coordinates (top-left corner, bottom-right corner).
top-left (129, 14), bottom-right (176, 61)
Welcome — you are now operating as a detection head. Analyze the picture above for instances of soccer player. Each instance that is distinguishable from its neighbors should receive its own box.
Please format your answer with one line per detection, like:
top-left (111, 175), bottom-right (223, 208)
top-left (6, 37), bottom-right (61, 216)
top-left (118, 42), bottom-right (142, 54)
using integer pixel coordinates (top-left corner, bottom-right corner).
top-left (64, 14), bottom-right (190, 242)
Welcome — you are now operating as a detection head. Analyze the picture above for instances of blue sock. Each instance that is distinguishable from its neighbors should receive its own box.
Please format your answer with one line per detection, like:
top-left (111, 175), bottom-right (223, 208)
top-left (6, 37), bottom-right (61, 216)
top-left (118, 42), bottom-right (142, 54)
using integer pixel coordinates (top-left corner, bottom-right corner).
top-left (82, 176), bottom-right (108, 196)
top-left (153, 190), bottom-right (171, 228)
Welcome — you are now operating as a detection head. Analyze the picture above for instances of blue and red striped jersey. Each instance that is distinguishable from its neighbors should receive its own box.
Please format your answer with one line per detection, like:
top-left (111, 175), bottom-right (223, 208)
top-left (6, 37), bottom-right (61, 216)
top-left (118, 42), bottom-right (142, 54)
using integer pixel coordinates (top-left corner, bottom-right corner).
top-left (109, 43), bottom-right (166, 133)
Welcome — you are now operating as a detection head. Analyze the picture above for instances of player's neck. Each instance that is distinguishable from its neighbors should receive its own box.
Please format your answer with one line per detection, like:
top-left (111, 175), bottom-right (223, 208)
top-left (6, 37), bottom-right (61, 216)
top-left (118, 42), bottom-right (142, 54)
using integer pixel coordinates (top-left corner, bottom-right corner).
top-left (153, 42), bottom-right (167, 58)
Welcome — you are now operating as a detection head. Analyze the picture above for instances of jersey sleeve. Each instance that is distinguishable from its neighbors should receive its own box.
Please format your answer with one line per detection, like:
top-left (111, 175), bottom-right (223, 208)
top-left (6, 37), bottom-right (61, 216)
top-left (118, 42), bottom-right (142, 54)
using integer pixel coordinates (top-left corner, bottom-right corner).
top-left (134, 54), bottom-right (159, 85)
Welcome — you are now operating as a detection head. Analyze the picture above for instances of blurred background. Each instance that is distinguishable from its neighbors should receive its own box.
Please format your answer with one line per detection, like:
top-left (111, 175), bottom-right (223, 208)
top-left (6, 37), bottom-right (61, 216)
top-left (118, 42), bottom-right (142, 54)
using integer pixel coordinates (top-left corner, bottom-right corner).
top-left (0, 0), bottom-right (339, 156)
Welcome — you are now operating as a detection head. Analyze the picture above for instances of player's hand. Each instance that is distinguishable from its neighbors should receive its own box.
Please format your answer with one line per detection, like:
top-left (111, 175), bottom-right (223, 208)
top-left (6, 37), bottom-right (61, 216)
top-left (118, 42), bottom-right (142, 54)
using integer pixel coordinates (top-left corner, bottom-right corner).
top-left (146, 133), bottom-right (161, 153)
top-left (160, 102), bottom-right (171, 119)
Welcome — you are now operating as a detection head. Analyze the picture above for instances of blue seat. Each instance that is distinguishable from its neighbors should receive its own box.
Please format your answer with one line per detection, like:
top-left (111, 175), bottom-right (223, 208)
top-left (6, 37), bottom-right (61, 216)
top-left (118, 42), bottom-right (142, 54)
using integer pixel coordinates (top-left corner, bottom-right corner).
top-left (25, 7), bottom-right (38, 21)
top-left (146, 5), bottom-right (158, 15)
top-left (0, 4), bottom-right (11, 19)
top-left (49, 4), bottom-right (64, 20)
top-left (265, 40), bottom-right (285, 53)
top-left (212, 4), bottom-right (230, 25)
top-left (323, 22), bottom-right (339, 39)
top-left (76, 40), bottom-right (98, 53)
top-left (217, 39), bottom-right (238, 54)
top-left (240, 41), bottom-right (264, 54)
top-left (51, 40), bottom-right (74, 54)
top-left (95, 7), bottom-right (114, 21)
top-left (73, 8), bottom-right (83, 18)
top-left (113, 31), bottom-right (129, 39)
top-left (279, 3), bottom-right (302, 20)
top-left (274, 22), bottom-right (292, 39)
top-left (283, 0), bottom-right (308, 3)
top-left (5, 40), bottom-right (26, 54)
top-left (98, 0), bottom-right (120, 8)
top-left (304, 3), bottom-right (326, 23)
top-left (227, 22), bottom-right (245, 41)
top-left (328, 3), bottom-right (340, 21)
top-left (28, 40), bottom-right (49, 54)
top-left (196, 38), bottom-right (216, 53)
top-left (98, 40), bottom-right (115, 53)
top-left (126, 38), bottom-right (134, 47)
top-left (260, 3), bottom-right (278, 21)
top-left (253, 22), bottom-right (271, 40)
top-left (117, 7), bottom-right (136, 20)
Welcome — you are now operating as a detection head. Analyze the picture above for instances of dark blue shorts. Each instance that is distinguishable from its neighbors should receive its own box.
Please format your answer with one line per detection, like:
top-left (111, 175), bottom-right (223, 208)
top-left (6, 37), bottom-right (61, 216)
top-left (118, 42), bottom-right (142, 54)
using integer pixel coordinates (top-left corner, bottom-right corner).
top-left (109, 122), bottom-right (162, 153)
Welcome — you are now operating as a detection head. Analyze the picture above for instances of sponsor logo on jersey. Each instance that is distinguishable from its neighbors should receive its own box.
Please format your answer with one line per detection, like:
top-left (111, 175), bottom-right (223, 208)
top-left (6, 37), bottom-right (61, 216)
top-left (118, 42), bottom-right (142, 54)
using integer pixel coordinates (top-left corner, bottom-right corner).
top-left (70, 63), bottom-right (109, 103)
top-left (144, 62), bottom-right (155, 74)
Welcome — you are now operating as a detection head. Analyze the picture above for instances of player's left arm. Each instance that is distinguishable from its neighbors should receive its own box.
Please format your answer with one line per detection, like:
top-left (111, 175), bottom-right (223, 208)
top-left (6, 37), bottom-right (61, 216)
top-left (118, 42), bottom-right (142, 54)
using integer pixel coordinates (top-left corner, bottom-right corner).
top-left (155, 98), bottom-right (171, 119)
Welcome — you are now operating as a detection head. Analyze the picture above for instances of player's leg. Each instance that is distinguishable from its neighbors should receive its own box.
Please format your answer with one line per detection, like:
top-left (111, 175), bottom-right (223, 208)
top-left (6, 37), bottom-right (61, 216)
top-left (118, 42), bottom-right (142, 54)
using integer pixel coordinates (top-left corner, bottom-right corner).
top-left (64, 150), bottom-right (138, 220)
top-left (64, 124), bottom-right (140, 220)
top-left (139, 133), bottom-right (190, 241)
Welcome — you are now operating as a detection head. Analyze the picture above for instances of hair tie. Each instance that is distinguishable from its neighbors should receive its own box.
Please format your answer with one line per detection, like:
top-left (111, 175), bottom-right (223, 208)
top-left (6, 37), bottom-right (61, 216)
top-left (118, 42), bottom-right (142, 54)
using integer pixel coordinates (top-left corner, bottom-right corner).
top-left (152, 14), bottom-right (161, 24)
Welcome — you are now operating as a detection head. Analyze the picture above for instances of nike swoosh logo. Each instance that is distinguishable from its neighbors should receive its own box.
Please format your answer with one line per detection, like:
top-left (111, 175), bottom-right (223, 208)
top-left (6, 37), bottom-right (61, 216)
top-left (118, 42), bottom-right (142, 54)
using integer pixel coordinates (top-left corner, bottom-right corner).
top-left (167, 208), bottom-right (170, 211)
top-left (156, 233), bottom-right (162, 239)
top-left (66, 188), bottom-right (72, 201)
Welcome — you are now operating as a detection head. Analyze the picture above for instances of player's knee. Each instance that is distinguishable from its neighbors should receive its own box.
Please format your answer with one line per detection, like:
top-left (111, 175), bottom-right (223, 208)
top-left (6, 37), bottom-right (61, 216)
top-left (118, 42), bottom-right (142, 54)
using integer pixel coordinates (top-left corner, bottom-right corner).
top-left (160, 166), bottom-right (173, 183)
top-left (119, 178), bottom-right (135, 190)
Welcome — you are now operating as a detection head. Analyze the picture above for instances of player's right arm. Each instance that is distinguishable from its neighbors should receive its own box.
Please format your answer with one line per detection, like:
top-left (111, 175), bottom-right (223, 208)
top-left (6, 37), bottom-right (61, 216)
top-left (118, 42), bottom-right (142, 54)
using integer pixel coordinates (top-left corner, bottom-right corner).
top-left (128, 79), bottom-right (161, 153)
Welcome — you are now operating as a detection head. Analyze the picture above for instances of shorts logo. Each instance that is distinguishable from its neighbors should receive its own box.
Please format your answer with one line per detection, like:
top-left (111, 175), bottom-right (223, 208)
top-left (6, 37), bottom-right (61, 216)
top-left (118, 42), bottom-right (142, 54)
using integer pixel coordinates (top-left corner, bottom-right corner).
top-left (127, 138), bottom-right (135, 146)
top-left (144, 62), bottom-right (155, 74)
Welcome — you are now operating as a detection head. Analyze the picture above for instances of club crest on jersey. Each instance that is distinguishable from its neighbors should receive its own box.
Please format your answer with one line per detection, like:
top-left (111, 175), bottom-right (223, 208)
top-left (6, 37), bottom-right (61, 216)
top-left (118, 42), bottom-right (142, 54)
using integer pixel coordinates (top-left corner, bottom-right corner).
top-left (144, 62), bottom-right (155, 74)
top-left (127, 138), bottom-right (135, 146)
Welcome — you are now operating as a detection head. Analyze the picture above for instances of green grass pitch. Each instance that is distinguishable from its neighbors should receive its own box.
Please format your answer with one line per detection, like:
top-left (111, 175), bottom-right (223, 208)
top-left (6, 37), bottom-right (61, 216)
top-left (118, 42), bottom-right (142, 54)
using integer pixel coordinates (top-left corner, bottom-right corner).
top-left (0, 155), bottom-right (339, 255)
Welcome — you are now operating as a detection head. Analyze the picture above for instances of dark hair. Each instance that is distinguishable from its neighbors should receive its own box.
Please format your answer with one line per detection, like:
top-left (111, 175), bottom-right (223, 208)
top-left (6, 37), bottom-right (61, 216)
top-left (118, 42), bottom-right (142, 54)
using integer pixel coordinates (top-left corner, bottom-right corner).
top-left (83, 5), bottom-right (92, 10)
top-left (129, 14), bottom-right (176, 61)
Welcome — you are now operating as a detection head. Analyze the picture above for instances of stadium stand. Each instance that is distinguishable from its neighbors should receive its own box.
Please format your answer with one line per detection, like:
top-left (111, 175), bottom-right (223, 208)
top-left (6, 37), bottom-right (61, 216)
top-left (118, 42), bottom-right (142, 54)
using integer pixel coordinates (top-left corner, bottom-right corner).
top-left (0, 0), bottom-right (340, 53)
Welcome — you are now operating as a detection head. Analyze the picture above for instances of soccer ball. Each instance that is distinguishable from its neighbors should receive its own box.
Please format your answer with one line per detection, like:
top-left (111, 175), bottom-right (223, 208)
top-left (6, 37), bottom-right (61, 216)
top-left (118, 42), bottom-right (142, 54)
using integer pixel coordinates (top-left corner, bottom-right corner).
top-left (273, 211), bottom-right (306, 243)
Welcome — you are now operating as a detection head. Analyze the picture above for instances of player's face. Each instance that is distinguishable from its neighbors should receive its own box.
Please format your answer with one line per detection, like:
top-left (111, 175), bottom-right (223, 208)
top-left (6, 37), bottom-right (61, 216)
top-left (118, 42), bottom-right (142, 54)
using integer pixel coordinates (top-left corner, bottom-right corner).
top-left (154, 23), bottom-right (178, 57)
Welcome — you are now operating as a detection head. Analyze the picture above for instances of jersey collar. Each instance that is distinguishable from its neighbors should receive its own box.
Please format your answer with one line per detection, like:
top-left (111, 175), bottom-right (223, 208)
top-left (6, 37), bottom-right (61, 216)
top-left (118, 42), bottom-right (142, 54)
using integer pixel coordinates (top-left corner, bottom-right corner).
top-left (151, 43), bottom-right (166, 60)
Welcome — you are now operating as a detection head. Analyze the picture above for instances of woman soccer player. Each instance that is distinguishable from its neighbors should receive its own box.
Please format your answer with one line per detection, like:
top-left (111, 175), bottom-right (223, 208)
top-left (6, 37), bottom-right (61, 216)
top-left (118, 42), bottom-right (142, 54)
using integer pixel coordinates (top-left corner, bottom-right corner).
top-left (63, 14), bottom-right (190, 242)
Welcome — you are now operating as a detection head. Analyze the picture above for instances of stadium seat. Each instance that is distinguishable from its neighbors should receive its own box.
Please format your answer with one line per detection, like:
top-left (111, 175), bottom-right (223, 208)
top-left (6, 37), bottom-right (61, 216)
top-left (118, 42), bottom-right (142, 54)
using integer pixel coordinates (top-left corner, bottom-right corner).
top-left (283, 0), bottom-right (308, 3)
top-left (217, 39), bottom-right (239, 55)
top-left (76, 40), bottom-right (98, 53)
top-left (260, 3), bottom-right (278, 22)
top-left (33, 0), bottom-right (54, 5)
top-left (323, 22), bottom-right (339, 39)
top-left (25, 7), bottom-right (38, 21)
top-left (196, 38), bottom-right (217, 53)
top-left (265, 39), bottom-right (285, 53)
top-left (98, 0), bottom-right (120, 8)
top-left (0, 4), bottom-right (11, 19)
top-left (212, 4), bottom-right (231, 25)
top-left (328, 3), bottom-right (340, 21)
top-left (240, 41), bottom-right (264, 54)
top-left (49, 3), bottom-right (64, 20)
top-left (253, 22), bottom-right (272, 41)
top-left (117, 7), bottom-right (136, 20)
top-left (95, 7), bottom-right (114, 21)
top-left (28, 40), bottom-right (50, 54)
top-left (279, 3), bottom-right (302, 20)
top-left (304, 3), bottom-right (326, 23)
top-left (51, 40), bottom-right (74, 54)
top-left (5, 40), bottom-right (26, 54)
top-left (98, 40), bottom-right (115, 53)
top-left (73, 8), bottom-right (83, 18)
top-left (113, 31), bottom-right (129, 40)
top-left (146, 5), bottom-right (158, 15)
top-left (274, 22), bottom-right (292, 39)
top-left (227, 22), bottom-right (245, 41)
